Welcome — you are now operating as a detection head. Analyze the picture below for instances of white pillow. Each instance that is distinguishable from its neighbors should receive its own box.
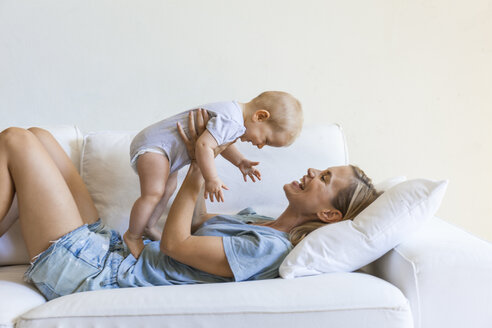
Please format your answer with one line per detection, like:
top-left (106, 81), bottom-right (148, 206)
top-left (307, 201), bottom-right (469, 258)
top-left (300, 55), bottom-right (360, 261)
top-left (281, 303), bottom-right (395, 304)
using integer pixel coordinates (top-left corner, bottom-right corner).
top-left (279, 179), bottom-right (448, 279)
top-left (80, 131), bottom-right (140, 234)
top-left (374, 176), bottom-right (407, 192)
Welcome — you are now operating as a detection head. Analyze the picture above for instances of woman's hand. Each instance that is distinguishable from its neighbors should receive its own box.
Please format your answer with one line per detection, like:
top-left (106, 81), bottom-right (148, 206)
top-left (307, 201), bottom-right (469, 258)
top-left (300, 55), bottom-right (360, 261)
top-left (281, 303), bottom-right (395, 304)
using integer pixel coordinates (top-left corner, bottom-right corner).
top-left (177, 108), bottom-right (209, 160)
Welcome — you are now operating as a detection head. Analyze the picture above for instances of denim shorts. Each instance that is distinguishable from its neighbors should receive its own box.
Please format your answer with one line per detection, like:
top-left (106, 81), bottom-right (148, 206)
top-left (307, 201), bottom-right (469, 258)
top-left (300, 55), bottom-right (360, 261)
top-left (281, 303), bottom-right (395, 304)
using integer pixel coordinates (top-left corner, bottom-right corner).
top-left (24, 220), bottom-right (128, 300)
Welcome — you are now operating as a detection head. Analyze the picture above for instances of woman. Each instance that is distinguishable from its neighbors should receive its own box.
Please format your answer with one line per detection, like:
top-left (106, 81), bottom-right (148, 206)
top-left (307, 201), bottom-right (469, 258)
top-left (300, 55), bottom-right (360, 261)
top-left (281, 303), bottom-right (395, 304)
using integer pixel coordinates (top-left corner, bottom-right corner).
top-left (0, 112), bottom-right (380, 300)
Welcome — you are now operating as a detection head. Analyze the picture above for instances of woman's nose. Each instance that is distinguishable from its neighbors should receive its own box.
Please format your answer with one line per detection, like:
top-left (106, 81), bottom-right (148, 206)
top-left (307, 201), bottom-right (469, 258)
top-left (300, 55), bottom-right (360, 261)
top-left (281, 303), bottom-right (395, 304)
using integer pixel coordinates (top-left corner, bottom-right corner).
top-left (307, 168), bottom-right (317, 177)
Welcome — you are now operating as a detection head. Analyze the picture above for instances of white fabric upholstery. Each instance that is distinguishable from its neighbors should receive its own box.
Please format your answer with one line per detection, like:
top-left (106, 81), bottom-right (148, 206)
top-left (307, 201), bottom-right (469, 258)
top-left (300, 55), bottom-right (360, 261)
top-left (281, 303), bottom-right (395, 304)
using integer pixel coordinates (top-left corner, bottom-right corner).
top-left (16, 273), bottom-right (412, 328)
top-left (0, 265), bottom-right (45, 328)
top-left (364, 217), bottom-right (492, 328)
top-left (80, 131), bottom-right (139, 234)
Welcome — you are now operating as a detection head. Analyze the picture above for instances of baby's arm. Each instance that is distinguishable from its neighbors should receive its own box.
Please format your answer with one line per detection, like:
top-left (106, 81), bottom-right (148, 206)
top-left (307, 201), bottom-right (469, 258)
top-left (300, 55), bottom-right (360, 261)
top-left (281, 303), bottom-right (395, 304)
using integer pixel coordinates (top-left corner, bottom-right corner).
top-left (220, 144), bottom-right (244, 167)
top-left (221, 144), bottom-right (261, 182)
top-left (195, 130), bottom-right (228, 202)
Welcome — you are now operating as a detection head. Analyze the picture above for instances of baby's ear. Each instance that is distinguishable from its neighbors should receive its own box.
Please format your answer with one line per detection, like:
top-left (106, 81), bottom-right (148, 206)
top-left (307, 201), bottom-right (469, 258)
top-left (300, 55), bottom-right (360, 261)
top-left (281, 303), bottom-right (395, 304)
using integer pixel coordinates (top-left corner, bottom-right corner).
top-left (252, 110), bottom-right (271, 122)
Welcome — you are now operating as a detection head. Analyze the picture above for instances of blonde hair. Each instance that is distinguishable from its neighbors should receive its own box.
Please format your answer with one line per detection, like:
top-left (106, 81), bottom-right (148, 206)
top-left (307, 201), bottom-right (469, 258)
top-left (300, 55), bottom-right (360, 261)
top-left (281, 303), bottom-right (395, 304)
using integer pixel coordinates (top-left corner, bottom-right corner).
top-left (251, 91), bottom-right (303, 146)
top-left (289, 165), bottom-right (381, 246)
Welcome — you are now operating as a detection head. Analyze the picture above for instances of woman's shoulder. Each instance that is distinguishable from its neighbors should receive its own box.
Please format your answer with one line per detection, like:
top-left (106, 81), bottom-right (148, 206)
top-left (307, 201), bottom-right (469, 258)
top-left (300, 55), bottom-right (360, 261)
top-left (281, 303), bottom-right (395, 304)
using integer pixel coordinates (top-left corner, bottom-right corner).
top-left (202, 208), bottom-right (275, 227)
top-left (198, 208), bottom-right (289, 240)
top-left (234, 207), bottom-right (275, 223)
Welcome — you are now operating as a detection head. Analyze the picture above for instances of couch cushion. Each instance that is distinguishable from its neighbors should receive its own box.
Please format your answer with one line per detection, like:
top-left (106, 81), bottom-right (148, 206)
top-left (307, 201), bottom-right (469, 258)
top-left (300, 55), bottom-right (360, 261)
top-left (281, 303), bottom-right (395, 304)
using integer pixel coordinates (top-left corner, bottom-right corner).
top-left (0, 265), bottom-right (46, 328)
top-left (80, 124), bottom-right (348, 233)
top-left (16, 273), bottom-right (413, 328)
top-left (0, 126), bottom-right (84, 266)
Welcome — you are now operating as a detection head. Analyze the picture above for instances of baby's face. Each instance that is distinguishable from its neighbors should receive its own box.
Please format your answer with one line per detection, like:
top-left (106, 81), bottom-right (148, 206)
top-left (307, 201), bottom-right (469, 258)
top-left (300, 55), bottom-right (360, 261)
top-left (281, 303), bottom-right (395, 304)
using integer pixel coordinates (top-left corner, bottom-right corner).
top-left (240, 122), bottom-right (289, 149)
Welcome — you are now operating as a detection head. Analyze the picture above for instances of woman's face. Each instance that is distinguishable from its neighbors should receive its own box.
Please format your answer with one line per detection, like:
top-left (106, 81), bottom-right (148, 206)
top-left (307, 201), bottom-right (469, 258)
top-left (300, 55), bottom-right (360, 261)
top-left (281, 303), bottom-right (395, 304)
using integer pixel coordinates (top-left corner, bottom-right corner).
top-left (284, 166), bottom-right (354, 214)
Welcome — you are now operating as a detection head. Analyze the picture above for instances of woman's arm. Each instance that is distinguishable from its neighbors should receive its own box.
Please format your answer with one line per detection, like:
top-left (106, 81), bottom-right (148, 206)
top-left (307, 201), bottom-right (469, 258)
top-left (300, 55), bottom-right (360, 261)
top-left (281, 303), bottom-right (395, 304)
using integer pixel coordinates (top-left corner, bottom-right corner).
top-left (161, 110), bottom-right (233, 277)
top-left (178, 109), bottom-right (218, 231)
top-left (190, 184), bottom-right (217, 233)
top-left (160, 162), bottom-right (232, 277)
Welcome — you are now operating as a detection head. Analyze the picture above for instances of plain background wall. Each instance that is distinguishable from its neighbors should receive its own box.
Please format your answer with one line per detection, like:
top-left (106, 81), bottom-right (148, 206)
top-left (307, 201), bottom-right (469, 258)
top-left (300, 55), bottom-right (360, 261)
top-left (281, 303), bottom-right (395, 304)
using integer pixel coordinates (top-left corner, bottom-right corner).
top-left (1, 0), bottom-right (491, 241)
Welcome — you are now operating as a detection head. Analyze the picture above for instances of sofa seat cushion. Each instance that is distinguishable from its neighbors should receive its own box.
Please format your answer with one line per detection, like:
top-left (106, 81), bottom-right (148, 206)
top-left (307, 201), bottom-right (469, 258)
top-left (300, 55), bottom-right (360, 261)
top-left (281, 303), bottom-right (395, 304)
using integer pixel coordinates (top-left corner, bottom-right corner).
top-left (0, 265), bottom-right (46, 328)
top-left (16, 273), bottom-right (413, 328)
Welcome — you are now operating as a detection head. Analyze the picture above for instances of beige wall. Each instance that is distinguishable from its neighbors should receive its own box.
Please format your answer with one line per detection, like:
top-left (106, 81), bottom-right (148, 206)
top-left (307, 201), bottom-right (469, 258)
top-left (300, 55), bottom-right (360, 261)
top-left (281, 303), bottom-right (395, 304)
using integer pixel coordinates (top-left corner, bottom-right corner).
top-left (1, 0), bottom-right (491, 241)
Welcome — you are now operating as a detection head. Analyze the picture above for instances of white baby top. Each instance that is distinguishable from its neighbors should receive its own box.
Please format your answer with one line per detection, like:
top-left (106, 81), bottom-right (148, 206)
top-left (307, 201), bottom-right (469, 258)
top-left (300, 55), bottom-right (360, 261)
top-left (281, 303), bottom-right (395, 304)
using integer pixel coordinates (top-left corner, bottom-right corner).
top-left (130, 101), bottom-right (246, 173)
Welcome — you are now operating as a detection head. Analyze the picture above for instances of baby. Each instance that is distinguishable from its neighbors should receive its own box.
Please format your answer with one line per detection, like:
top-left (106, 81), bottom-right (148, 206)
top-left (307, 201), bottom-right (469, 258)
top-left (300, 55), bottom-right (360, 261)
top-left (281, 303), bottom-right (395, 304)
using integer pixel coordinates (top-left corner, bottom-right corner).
top-left (125, 91), bottom-right (303, 258)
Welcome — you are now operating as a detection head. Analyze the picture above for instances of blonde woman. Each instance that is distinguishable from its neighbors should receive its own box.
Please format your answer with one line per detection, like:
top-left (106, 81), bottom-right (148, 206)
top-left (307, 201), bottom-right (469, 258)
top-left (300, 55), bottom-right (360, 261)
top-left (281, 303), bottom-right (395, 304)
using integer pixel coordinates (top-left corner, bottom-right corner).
top-left (0, 112), bottom-right (379, 300)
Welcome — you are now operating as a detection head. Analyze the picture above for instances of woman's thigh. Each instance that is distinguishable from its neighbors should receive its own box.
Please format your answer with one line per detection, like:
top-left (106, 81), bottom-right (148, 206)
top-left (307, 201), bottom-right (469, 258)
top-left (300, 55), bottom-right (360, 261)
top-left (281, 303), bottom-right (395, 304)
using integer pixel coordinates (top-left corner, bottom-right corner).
top-left (1, 128), bottom-right (84, 259)
top-left (28, 127), bottom-right (99, 224)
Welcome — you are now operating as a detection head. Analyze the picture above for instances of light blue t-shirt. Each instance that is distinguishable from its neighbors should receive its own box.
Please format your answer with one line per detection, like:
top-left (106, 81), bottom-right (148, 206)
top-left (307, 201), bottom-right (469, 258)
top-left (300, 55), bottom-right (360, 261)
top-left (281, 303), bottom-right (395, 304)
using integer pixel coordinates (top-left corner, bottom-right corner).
top-left (117, 208), bottom-right (292, 287)
top-left (130, 101), bottom-right (246, 173)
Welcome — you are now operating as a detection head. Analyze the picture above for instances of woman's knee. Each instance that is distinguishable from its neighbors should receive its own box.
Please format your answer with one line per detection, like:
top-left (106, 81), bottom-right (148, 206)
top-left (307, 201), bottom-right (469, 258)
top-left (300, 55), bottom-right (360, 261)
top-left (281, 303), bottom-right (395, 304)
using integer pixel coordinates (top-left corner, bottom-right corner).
top-left (27, 127), bottom-right (52, 140)
top-left (0, 127), bottom-right (36, 150)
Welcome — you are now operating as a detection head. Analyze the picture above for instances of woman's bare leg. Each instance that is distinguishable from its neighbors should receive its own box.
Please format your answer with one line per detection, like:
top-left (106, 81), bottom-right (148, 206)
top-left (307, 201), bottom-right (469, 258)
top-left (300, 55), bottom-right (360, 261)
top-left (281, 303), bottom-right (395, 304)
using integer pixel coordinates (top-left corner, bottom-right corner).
top-left (27, 128), bottom-right (99, 224)
top-left (125, 152), bottom-right (170, 258)
top-left (0, 128), bottom-right (99, 237)
top-left (0, 128), bottom-right (84, 259)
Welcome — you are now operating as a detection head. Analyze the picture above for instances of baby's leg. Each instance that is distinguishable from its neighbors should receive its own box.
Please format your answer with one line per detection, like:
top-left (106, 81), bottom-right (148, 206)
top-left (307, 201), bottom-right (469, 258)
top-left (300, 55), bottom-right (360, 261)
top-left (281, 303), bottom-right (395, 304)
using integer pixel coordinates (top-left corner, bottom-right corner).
top-left (125, 152), bottom-right (170, 258)
top-left (144, 171), bottom-right (178, 241)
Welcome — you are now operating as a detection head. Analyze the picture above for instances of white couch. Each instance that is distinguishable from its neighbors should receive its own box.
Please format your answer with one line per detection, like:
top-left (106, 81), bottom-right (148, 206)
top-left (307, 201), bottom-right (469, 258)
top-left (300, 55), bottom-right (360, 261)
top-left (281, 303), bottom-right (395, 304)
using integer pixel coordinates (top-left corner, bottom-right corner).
top-left (1, 125), bottom-right (491, 328)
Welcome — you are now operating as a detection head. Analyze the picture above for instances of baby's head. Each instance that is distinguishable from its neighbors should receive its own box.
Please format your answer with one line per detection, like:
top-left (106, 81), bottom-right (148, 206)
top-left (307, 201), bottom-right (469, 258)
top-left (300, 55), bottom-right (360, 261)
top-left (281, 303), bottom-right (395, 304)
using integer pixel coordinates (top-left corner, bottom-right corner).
top-left (241, 91), bottom-right (303, 149)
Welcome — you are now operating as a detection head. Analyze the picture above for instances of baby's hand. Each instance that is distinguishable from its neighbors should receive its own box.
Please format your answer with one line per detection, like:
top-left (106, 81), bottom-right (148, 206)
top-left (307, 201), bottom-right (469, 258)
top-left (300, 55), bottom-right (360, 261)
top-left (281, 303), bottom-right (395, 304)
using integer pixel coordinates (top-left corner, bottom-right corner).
top-left (204, 178), bottom-right (229, 202)
top-left (237, 159), bottom-right (261, 182)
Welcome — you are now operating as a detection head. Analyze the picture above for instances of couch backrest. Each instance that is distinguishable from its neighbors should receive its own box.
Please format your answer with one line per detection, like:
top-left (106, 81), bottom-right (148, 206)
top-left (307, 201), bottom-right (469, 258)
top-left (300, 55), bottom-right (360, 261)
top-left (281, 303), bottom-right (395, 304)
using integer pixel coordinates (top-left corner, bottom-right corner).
top-left (0, 124), bottom-right (348, 266)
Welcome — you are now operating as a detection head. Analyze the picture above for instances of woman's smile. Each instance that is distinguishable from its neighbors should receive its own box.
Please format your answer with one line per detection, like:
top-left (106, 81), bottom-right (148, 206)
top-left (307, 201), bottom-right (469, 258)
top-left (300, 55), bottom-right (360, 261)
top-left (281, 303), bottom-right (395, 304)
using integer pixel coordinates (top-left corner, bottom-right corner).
top-left (291, 180), bottom-right (303, 190)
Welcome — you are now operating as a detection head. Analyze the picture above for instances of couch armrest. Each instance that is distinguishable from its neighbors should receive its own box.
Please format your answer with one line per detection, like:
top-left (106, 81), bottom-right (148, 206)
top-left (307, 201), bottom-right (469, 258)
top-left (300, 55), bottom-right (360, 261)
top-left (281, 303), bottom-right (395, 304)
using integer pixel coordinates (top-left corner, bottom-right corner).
top-left (363, 217), bottom-right (492, 328)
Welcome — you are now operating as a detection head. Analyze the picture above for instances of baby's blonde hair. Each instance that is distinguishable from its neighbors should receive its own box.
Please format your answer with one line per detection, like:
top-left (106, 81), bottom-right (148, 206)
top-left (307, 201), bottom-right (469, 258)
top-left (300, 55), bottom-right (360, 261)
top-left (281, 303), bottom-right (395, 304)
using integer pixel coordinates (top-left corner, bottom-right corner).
top-left (250, 91), bottom-right (303, 146)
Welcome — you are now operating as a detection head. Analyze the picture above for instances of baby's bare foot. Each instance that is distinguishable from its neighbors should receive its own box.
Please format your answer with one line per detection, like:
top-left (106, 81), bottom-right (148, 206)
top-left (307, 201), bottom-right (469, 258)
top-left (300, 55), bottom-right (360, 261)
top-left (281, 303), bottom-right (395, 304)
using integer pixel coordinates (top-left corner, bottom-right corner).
top-left (123, 231), bottom-right (145, 259)
top-left (144, 226), bottom-right (162, 241)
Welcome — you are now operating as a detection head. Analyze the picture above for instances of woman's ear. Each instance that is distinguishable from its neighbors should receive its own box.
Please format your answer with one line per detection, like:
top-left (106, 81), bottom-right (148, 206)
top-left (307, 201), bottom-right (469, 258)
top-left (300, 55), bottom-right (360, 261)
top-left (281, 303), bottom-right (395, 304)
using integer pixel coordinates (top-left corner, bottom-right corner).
top-left (252, 109), bottom-right (271, 122)
top-left (317, 209), bottom-right (343, 223)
